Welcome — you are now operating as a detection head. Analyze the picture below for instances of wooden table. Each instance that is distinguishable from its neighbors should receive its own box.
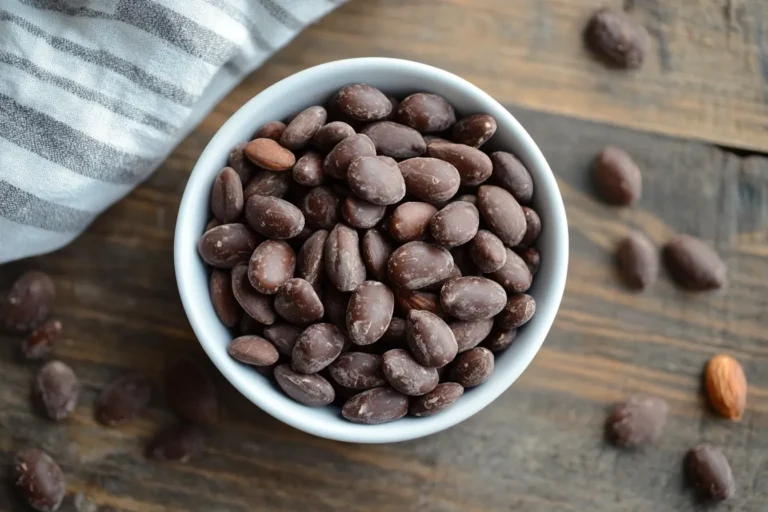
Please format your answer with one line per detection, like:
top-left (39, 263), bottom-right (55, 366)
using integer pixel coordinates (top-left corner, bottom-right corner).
top-left (2, 1), bottom-right (768, 511)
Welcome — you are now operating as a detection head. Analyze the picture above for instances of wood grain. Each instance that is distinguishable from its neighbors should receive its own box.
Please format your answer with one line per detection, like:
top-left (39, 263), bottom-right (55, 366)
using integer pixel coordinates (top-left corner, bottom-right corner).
top-left (216, 0), bottom-right (768, 152)
top-left (2, 103), bottom-right (768, 511)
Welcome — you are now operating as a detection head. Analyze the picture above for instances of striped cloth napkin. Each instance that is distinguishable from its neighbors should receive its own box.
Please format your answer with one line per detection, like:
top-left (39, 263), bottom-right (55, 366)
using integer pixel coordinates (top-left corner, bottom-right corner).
top-left (0, 0), bottom-right (344, 264)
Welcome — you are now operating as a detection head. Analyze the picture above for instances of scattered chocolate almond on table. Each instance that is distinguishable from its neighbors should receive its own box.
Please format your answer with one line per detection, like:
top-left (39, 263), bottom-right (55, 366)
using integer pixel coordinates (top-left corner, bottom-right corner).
top-left (663, 234), bottom-right (727, 291)
top-left (616, 231), bottom-right (659, 290)
top-left (21, 318), bottom-right (62, 360)
top-left (0, 270), bottom-right (56, 334)
top-left (585, 8), bottom-right (650, 69)
top-left (33, 360), bottom-right (80, 421)
top-left (704, 354), bottom-right (746, 421)
top-left (605, 394), bottom-right (668, 447)
top-left (593, 146), bottom-right (642, 205)
top-left (686, 443), bottom-right (735, 502)
top-left (96, 373), bottom-right (153, 427)
top-left (14, 449), bottom-right (66, 512)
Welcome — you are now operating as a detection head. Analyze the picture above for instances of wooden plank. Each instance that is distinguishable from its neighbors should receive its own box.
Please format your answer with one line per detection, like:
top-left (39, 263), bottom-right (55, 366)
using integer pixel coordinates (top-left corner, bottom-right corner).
top-left (219, 0), bottom-right (768, 152)
top-left (2, 105), bottom-right (768, 511)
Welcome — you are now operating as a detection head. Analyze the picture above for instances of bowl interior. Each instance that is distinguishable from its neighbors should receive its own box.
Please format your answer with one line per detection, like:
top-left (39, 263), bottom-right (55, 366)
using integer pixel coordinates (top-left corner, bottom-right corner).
top-left (174, 58), bottom-right (568, 443)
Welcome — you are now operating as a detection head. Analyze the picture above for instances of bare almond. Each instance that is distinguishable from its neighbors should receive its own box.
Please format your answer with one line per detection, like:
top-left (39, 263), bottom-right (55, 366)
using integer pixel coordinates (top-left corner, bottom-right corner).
top-left (705, 354), bottom-right (746, 421)
top-left (245, 138), bottom-right (296, 171)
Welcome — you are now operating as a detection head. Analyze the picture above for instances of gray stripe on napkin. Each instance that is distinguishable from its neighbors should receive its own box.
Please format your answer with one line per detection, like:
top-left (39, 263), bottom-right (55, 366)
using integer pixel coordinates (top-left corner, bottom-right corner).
top-left (0, 181), bottom-right (94, 232)
top-left (0, 9), bottom-right (197, 106)
top-left (0, 94), bottom-right (157, 185)
top-left (0, 52), bottom-right (177, 134)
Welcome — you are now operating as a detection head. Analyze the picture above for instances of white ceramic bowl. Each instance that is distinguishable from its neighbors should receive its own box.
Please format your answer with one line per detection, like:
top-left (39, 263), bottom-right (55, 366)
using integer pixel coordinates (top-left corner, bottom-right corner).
top-left (174, 58), bottom-right (568, 444)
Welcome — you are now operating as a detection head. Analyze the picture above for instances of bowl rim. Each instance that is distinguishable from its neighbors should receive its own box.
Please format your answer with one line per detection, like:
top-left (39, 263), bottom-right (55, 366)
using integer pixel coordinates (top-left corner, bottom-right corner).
top-left (174, 57), bottom-right (568, 443)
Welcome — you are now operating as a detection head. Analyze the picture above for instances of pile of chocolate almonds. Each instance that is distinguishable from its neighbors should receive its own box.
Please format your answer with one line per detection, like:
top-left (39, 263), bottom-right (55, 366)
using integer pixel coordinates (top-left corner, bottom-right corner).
top-left (199, 83), bottom-right (542, 424)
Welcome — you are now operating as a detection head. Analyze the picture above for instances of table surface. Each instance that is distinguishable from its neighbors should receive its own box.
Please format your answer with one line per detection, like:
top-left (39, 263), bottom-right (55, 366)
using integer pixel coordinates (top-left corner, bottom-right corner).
top-left (3, 1), bottom-right (768, 511)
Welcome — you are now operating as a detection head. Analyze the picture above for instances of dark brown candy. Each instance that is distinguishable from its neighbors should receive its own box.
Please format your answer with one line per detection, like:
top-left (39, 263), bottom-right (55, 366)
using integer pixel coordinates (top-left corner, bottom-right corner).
top-left (382, 317), bottom-right (406, 343)
top-left (300, 186), bottom-right (339, 230)
top-left (274, 278), bottom-right (324, 324)
top-left (325, 223), bottom-right (366, 292)
top-left (245, 138), bottom-right (296, 171)
top-left (406, 309), bottom-right (458, 368)
top-left (360, 121), bottom-right (426, 159)
top-left (342, 387), bottom-right (409, 424)
top-left (324, 134), bottom-right (376, 179)
top-left (496, 294), bottom-right (536, 330)
top-left (490, 248), bottom-right (532, 293)
top-left (228, 141), bottom-right (257, 183)
top-left (409, 382), bottom-right (464, 417)
top-left (515, 247), bottom-right (541, 275)
top-left (395, 288), bottom-right (442, 318)
top-left (263, 323), bottom-right (303, 357)
top-left (440, 277), bottom-right (506, 321)
top-left (292, 323), bottom-right (345, 374)
top-left (22, 318), bottom-right (62, 360)
top-left (312, 121), bottom-right (356, 152)
top-left (210, 269), bottom-right (241, 327)
top-left (296, 230), bottom-right (328, 293)
top-left (593, 147), bottom-right (642, 205)
top-left (0, 270), bottom-right (56, 334)
top-left (248, 240), bottom-right (296, 295)
top-left (663, 234), bottom-right (727, 290)
top-left (686, 443), bottom-right (736, 502)
top-left (342, 197), bottom-right (387, 229)
top-left (430, 201), bottom-right (480, 248)
top-left (245, 195), bottom-right (305, 239)
top-left (427, 141), bottom-right (493, 186)
top-left (328, 352), bottom-right (386, 390)
top-left (243, 170), bottom-right (292, 199)
top-left (362, 228), bottom-right (393, 282)
top-left (33, 360), bottom-right (79, 422)
top-left (253, 121), bottom-right (286, 141)
top-left (482, 328), bottom-right (517, 352)
top-left (96, 373), bottom-right (153, 426)
top-left (322, 286), bottom-right (351, 333)
top-left (422, 263), bottom-right (462, 293)
top-left (452, 114), bottom-right (497, 148)
top-left (274, 364), bottom-right (335, 406)
top-left (210, 167), bottom-right (244, 223)
top-left (477, 185), bottom-right (527, 247)
top-left (398, 158), bottom-right (460, 204)
top-left (231, 263), bottom-right (276, 325)
top-left (616, 231), bottom-right (658, 290)
top-left (347, 281), bottom-right (395, 345)
top-left (228, 335), bottom-right (280, 366)
top-left (279, 105), bottom-right (327, 151)
top-left (450, 318), bottom-right (494, 352)
top-left (470, 229), bottom-right (507, 273)
top-left (292, 151), bottom-right (325, 187)
top-left (333, 84), bottom-right (392, 121)
top-left (382, 348), bottom-right (439, 396)
top-left (520, 207), bottom-right (541, 247)
top-left (605, 394), bottom-right (669, 447)
top-left (14, 449), bottom-right (66, 512)
top-left (388, 241), bottom-right (455, 290)
top-left (489, 151), bottom-right (533, 205)
top-left (165, 356), bottom-right (219, 426)
top-left (450, 347), bottom-right (494, 387)
top-left (147, 424), bottom-right (205, 463)
top-left (205, 218), bottom-right (220, 232)
top-left (347, 156), bottom-right (406, 206)
top-left (585, 8), bottom-right (649, 69)
top-left (452, 245), bottom-right (481, 277)
top-left (198, 223), bottom-right (258, 268)
top-left (387, 202), bottom-right (437, 243)
top-left (397, 93), bottom-right (456, 133)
